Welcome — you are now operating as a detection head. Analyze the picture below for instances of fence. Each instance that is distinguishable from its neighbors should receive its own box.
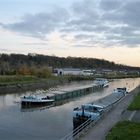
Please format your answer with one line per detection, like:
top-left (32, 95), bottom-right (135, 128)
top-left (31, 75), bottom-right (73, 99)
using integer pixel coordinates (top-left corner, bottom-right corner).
top-left (61, 92), bottom-right (128, 140)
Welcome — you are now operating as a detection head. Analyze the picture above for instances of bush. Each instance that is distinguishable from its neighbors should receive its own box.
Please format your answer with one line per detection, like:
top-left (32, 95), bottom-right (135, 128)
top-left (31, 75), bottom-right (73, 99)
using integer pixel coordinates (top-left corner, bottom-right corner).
top-left (16, 65), bottom-right (52, 78)
top-left (30, 66), bottom-right (52, 78)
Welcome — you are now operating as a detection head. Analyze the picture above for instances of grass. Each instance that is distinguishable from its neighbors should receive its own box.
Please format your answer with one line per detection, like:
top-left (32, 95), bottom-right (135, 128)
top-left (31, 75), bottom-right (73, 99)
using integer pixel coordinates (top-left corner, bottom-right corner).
top-left (0, 75), bottom-right (39, 86)
top-left (106, 121), bottom-right (140, 140)
top-left (0, 75), bottom-right (68, 86)
top-left (128, 91), bottom-right (140, 110)
top-left (0, 74), bottom-right (139, 87)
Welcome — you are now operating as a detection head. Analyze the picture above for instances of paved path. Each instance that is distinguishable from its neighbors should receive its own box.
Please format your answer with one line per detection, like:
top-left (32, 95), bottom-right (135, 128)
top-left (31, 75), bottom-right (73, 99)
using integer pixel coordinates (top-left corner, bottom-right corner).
top-left (132, 111), bottom-right (140, 122)
top-left (121, 110), bottom-right (140, 122)
top-left (80, 86), bottom-right (140, 140)
top-left (128, 110), bottom-right (136, 121)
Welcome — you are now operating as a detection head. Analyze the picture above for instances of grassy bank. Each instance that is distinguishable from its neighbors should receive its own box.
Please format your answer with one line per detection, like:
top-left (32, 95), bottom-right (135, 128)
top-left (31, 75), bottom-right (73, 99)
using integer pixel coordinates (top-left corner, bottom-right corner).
top-left (0, 74), bottom-right (139, 86)
top-left (0, 75), bottom-right (67, 86)
top-left (0, 75), bottom-right (68, 94)
top-left (128, 91), bottom-right (140, 110)
top-left (66, 74), bottom-right (140, 82)
top-left (97, 74), bottom-right (140, 79)
top-left (0, 75), bottom-right (39, 86)
top-left (106, 121), bottom-right (140, 140)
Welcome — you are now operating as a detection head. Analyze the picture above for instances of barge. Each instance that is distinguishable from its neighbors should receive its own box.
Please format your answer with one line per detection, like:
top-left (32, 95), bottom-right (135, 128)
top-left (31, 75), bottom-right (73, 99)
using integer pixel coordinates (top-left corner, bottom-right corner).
top-left (21, 94), bottom-right (54, 106)
top-left (73, 87), bottom-right (127, 128)
top-left (93, 78), bottom-right (109, 87)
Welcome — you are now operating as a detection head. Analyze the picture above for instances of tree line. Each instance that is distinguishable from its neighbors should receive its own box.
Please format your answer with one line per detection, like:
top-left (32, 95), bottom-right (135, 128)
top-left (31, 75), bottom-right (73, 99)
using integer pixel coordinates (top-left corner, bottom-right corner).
top-left (0, 53), bottom-right (139, 76)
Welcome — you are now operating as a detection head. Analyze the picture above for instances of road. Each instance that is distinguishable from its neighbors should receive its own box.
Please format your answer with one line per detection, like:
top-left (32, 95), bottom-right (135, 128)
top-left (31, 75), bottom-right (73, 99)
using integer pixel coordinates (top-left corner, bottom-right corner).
top-left (80, 86), bottom-right (140, 140)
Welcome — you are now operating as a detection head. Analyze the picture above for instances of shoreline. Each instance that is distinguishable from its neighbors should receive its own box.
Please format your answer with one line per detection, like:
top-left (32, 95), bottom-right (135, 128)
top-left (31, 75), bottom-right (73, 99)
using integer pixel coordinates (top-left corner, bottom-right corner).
top-left (80, 85), bottom-right (140, 140)
top-left (0, 79), bottom-right (67, 95)
top-left (0, 76), bottom-right (139, 95)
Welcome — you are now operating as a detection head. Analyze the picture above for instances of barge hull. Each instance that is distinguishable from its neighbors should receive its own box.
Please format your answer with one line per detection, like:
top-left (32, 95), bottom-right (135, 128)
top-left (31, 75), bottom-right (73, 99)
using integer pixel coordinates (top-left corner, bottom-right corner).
top-left (21, 101), bottom-right (54, 106)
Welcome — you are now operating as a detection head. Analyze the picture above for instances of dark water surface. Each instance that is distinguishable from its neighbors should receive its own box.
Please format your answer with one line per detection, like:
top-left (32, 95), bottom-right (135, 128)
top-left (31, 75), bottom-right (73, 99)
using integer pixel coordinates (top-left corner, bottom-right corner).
top-left (0, 78), bottom-right (140, 140)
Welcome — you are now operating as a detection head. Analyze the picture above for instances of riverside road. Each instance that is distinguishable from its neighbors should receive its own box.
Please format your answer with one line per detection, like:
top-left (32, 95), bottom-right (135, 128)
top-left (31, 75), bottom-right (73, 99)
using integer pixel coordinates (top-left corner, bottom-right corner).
top-left (80, 85), bottom-right (140, 140)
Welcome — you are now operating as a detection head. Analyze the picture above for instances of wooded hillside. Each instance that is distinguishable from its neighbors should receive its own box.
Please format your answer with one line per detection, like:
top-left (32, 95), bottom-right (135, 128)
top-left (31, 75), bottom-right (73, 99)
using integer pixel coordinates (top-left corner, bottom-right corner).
top-left (0, 53), bottom-right (139, 75)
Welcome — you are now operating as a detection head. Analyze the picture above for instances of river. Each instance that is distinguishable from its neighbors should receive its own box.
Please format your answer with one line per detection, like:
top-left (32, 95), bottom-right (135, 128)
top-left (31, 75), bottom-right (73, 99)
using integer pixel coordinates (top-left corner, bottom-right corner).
top-left (0, 78), bottom-right (140, 140)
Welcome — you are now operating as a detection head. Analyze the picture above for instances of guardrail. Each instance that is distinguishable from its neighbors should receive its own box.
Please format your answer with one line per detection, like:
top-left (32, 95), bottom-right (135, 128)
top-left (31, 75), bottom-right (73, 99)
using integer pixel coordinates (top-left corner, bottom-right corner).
top-left (61, 116), bottom-right (101, 140)
top-left (61, 93), bottom-right (127, 140)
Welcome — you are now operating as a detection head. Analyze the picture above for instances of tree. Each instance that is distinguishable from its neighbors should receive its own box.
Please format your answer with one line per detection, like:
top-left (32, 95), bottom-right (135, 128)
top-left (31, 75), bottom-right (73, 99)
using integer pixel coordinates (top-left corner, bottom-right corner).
top-left (16, 64), bottom-right (31, 75)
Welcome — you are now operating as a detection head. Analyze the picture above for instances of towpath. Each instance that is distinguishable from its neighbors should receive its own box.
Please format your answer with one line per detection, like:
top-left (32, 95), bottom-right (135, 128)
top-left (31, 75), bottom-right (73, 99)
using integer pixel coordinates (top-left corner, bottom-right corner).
top-left (80, 86), bottom-right (140, 140)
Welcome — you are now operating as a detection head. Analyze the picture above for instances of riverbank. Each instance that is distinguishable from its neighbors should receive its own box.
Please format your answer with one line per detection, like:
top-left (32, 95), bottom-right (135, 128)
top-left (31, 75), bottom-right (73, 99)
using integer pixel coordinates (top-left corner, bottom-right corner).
top-left (80, 85), bottom-right (140, 140)
top-left (0, 75), bottom-right (68, 94)
top-left (106, 91), bottom-right (140, 140)
top-left (0, 75), bottom-right (139, 94)
top-left (128, 91), bottom-right (140, 110)
top-left (67, 75), bottom-right (140, 82)
top-left (106, 121), bottom-right (140, 140)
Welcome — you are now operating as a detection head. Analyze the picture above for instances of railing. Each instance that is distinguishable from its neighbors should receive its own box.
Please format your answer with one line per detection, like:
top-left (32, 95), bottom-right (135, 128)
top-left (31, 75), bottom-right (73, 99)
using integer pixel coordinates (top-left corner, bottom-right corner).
top-left (61, 93), bottom-right (127, 140)
top-left (61, 116), bottom-right (100, 140)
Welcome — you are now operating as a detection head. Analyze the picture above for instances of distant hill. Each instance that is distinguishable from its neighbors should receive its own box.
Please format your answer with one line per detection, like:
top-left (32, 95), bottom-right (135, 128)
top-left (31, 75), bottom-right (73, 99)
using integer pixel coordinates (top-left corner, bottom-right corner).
top-left (0, 53), bottom-right (139, 75)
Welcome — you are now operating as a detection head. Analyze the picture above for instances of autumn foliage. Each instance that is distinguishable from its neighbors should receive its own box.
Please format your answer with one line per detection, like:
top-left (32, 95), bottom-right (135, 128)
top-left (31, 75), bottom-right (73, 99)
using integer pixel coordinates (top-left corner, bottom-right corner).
top-left (16, 64), bottom-right (52, 78)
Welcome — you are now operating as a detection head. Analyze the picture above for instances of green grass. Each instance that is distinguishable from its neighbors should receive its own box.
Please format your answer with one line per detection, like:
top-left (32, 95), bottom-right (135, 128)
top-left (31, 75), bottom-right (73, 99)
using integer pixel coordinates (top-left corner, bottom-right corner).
top-left (128, 92), bottom-right (140, 110)
top-left (0, 75), bottom-right (68, 86)
top-left (0, 75), bottom-right (39, 86)
top-left (106, 121), bottom-right (140, 140)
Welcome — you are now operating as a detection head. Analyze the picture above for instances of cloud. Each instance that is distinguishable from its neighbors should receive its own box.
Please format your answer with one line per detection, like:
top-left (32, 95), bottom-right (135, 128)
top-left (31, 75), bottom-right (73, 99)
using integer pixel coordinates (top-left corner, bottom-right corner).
top-left (100, 0), bottom-right (122, 11)
top-left (122, 1), bottom-right (140, 27)
top-left (68, 0), bottom-right (140, 46)
top-left (0, 48), bottom-right (11, 52)
top-left (1, 0), bottom-right (140, 47)
top-left (1, 7), bottom-right (69, 39)
top-left (100, 0), bottom-right (140, 46)
top-left (101, 0), bottom-right (140, 26)
top-left (23, 43), bottom-right (48, 46)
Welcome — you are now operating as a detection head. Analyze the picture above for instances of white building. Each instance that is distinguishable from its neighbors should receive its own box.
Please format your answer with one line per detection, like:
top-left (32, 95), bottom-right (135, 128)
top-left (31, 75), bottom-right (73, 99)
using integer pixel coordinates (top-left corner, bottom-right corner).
top-left (82, 69), bottom-right (95, 76)
top-left (53, 68), bottom-right (83, 76)
top-left (53, 68), bottom-right (95, 76)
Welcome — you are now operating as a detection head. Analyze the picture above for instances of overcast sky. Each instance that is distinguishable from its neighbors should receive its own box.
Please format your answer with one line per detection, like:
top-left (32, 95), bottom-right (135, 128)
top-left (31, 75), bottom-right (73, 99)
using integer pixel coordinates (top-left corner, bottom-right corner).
top-left (0, 0), bottom-right (140, 67)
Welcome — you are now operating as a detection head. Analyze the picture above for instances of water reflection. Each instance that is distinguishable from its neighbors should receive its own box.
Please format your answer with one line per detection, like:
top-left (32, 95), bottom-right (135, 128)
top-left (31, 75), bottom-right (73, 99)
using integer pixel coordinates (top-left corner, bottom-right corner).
top-left (0, 78), bottom-right (139, 140)
top-left (21, 104), bottom-right (54, 112)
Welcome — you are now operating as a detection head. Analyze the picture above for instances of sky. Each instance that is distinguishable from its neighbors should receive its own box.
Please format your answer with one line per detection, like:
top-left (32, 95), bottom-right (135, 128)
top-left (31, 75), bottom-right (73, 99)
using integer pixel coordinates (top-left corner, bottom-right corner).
top-left (0, 0), bottom-right (140, 67)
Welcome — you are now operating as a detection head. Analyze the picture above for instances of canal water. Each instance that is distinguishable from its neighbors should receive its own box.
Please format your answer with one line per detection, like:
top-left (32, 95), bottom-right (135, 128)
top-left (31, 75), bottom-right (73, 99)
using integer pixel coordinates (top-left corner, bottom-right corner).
top-left (0, 78), bottom-right (140, 140)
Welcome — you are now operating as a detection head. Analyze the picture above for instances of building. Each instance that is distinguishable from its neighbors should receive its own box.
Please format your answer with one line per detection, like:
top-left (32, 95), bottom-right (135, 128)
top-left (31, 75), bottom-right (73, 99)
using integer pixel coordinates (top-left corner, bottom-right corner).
top-left (53, 68), bottom-right (83, 76)
top-left (82, 69), bottom-right (95, 76)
